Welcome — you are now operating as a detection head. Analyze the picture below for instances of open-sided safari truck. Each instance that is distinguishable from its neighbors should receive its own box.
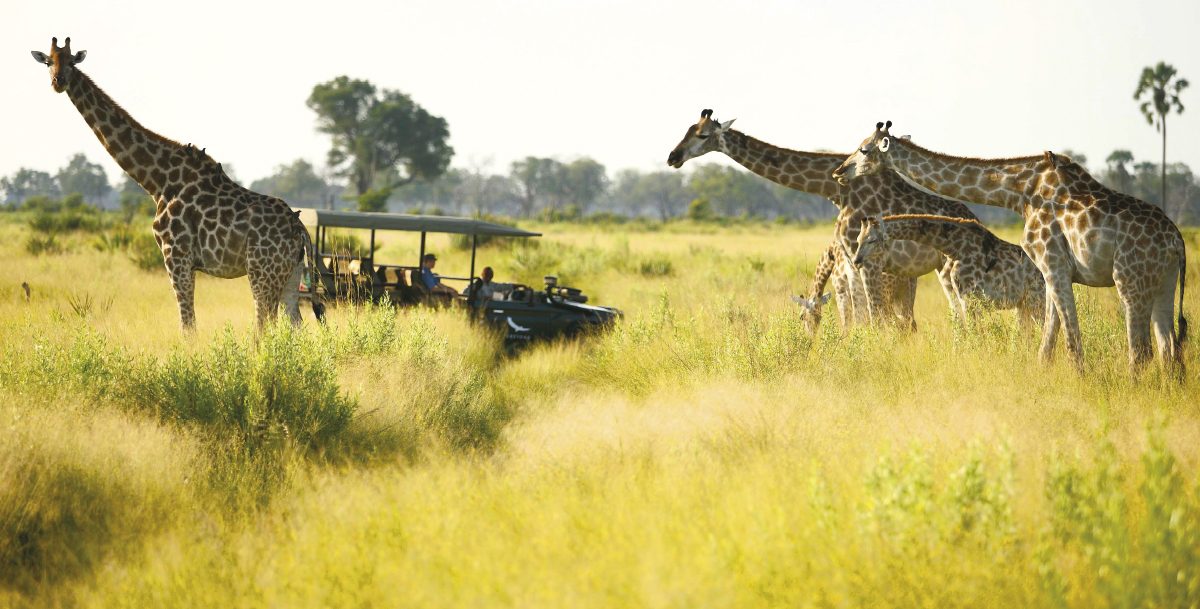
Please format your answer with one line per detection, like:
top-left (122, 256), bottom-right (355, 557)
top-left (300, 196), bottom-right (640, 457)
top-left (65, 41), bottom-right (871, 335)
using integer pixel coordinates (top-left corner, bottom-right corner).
top-left (296, 208), bottom-right (621, 345)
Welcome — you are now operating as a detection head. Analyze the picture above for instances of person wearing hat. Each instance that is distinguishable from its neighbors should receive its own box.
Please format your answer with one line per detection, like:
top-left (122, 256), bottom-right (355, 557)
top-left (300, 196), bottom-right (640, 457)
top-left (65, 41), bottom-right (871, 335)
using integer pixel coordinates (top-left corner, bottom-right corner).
top-left (420, 253), bottom-right (458, 296)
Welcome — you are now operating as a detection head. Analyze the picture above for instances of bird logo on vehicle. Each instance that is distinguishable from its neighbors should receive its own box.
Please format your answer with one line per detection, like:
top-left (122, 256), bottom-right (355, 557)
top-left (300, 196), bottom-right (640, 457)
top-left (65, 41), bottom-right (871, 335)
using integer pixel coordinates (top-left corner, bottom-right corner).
top-left (506, 317), bottom-right (531, 332)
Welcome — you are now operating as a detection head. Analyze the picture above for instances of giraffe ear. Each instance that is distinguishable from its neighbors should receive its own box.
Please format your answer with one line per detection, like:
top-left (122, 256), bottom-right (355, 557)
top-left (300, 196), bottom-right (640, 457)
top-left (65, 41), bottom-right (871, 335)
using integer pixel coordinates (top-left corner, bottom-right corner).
top-left (31, 51), bottom-right (49, 65)
top-left (899, 134), bottom-right (911, 141)
top-left (818, 293), bottom-right (832, 306)
top-left (72, 50), bottom-right (86, 63)
top-left (718, 119), bottom-right (736, 130)
top-left (878, 136), bottom-right (891, 152)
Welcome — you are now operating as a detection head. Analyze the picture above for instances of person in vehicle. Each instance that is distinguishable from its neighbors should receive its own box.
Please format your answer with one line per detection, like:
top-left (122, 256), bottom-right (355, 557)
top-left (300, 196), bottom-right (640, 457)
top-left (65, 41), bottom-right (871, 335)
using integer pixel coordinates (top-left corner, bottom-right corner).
top-left (469, 266), bottom-right (515, 303)
top-left (420, 253), bottom-right (458, 296)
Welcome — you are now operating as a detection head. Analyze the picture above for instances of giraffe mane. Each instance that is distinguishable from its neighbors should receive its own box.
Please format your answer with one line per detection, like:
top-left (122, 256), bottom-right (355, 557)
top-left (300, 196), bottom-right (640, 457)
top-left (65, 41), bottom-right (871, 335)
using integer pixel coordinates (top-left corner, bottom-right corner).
top-left (77, 69), bottom-right (185, 150)
top-left (880, 213), bottom-right (987, 227)
top-left (899, 137), bottom-right (1047, 166)
top-left (731, 130), bottom-right (847, 163)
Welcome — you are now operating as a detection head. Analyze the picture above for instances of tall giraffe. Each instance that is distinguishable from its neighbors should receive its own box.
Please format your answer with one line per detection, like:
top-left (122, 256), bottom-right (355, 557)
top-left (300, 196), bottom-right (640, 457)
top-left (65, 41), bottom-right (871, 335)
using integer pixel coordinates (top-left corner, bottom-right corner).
top-left (31, 37), bottom-right (323, 330)
top-left (853, 214), bottom-right (1045, 329)
top-left (833, 121), bottom-right (1187, 372)
top-left (667, 109), bottom-right (974, 329)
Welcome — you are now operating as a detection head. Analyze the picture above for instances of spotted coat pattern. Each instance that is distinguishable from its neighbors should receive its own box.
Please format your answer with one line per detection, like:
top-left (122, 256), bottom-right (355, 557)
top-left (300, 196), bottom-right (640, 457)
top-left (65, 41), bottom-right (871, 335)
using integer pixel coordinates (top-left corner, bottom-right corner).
top-left (795, 239), bottom-right (912, 334)
top-left (34, 38), bottom-right (321, 330)
top-left (835, 123), bottom-right (1188, 372)
top-left (667, 109), bottom-right (978, 328)
top-left (856, 215), bottom-right (1044, 327)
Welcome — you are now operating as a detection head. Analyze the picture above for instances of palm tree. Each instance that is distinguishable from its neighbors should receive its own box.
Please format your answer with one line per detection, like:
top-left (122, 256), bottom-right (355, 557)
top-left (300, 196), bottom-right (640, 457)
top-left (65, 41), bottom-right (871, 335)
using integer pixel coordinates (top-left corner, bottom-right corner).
top-left (1134, 62), bottom-right (1188, 209)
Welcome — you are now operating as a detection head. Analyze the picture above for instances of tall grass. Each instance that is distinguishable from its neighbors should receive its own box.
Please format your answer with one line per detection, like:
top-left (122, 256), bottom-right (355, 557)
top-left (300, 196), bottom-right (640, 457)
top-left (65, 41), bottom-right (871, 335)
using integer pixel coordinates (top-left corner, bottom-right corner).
top-left (0, 216), bottom-right (1197, 607)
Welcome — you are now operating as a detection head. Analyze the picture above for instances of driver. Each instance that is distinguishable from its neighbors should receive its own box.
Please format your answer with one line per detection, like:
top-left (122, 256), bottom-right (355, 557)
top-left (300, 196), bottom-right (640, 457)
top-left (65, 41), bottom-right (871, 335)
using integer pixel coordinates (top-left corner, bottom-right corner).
top-left (470, 266), bottom-right (514, 303)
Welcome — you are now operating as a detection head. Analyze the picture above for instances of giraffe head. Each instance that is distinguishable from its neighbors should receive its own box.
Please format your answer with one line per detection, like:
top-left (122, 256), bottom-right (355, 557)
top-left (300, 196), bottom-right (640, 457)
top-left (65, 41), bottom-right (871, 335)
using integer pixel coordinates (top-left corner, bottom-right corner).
top-left (31, 37), bottom-right (87, 94)
top-left (666, 109), bottom-right (736, 168)
top-left (832, 121), bottom-right (908, 185)
top-left (851, 215), bottom-right (888, 267)
top-left (791, 293), bottom-right (832, 332)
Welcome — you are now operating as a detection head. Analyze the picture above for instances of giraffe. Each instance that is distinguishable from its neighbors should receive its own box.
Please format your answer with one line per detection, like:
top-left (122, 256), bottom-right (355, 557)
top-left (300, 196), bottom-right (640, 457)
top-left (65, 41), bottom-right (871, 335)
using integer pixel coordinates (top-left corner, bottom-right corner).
top-left (667, 109), bottom-right (975, 329)
top-left (31, 37), bottom-right (324, 330)
top-left (853, 214), bottom-right (1045, 329)
top-left (793, 239), bottom-right (909, 333)
top-left (833, 121), bottom-right (1188, 372)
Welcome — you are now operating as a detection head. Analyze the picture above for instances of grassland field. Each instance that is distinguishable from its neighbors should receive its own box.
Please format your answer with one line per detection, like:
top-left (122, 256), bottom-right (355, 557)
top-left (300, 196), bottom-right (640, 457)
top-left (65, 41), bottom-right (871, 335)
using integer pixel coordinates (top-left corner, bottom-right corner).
top-left (1, 214), bottom-right (1199, 608)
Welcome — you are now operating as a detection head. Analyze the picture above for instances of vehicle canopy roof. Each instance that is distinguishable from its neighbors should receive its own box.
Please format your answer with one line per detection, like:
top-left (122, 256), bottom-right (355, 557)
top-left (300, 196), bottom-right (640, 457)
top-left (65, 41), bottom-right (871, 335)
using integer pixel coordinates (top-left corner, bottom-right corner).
top-left (296, 208), bottom-right (541, 238)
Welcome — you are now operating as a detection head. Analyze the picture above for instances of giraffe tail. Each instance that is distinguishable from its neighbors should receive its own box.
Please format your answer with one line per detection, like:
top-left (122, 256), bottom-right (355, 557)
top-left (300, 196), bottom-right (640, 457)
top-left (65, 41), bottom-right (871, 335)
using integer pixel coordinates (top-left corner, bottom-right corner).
top-left (299, 226), bottom-right (326, 324)
top-left (1177, 246), bottom-right (1187, 346)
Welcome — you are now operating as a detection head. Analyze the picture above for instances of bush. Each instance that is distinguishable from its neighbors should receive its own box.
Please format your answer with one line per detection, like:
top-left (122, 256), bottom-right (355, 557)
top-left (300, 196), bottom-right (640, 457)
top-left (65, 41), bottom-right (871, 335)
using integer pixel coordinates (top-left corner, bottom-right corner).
top-left (637, 256), bottom-right (674, 277)
top-left (687, 198), bottom-right (715, 221)
top-left (126, 325), bottom-right (356, 453)
top-left (127, 232), bottom-right (164, 272)
top-left (24, 234), bottom-right (63, 256)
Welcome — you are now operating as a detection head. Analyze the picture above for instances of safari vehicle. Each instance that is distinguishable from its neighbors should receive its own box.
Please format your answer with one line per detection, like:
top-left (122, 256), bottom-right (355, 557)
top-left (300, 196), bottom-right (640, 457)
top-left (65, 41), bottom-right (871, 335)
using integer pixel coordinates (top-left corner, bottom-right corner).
top-left (296, 208), bottom-right (621, 344)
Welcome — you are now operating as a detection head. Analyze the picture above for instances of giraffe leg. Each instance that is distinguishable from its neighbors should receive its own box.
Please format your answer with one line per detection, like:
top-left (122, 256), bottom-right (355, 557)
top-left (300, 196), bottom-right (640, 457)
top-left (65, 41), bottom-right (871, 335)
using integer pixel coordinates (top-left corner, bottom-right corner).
top-left (858, 264), bottom-right (888, 326)
top-left (897, 277), bottom-right (918, 332)
top-left (1044, 274), bottom-right (1083, 372)
top-left (281, 261), bottom-right (306, 327)
top-left (248, 251), bottom-right (291, 331)
top-left (1121, 294), bottom-right (1154, 372)
top-left (1149, 267), bottom-right (1182, 371)
top-left (1038, 282), bottom-right (1061, 363)
top-left (935, 259), bottom-right (961, 324)
top-left (830, 264), bottom-right (851, 331)
top-left (846, 264), bottom-right (871, 326)
top-left (164, 257), bottom-right (197, 331)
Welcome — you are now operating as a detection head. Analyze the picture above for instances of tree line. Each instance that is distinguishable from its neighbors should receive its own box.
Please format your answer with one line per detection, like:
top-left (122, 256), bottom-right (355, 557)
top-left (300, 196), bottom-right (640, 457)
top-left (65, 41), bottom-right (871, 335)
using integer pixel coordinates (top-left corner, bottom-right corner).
top-left (4, 66), bottom-right (1194, 225)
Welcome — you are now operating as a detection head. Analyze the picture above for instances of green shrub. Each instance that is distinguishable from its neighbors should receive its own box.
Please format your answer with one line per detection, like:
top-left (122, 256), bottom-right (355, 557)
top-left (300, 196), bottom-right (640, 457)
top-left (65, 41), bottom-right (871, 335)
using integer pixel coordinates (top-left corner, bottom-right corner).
top-left (92, 225), bottom-right (136, 253)
top-left (127, 325), bottom-right (356, 452)
top-left (24, 234), bottom-right (63, 256)
top-left (637, 256), bottom-right (674, 277)
top-left (127, 233), bottom-right (164, 272)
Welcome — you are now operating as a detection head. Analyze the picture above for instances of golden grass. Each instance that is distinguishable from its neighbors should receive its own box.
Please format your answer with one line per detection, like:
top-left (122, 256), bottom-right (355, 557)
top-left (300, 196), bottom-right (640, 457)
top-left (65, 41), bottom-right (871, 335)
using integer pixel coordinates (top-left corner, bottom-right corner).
top-left (1, 216), bottom-right (1198, 608)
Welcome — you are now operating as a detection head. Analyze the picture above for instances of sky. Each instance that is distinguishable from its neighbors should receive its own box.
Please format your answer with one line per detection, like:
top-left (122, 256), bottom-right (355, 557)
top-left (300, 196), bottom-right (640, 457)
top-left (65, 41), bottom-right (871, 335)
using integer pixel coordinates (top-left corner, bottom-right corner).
top-left (4, 0), bottom-right (1198, 187)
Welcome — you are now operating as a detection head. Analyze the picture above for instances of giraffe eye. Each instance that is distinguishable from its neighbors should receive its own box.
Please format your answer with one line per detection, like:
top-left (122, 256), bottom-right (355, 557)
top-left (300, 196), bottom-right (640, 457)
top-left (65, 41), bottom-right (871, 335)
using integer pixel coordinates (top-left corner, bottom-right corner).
top-left (697, 134), bottom-right (710, 140)
top-left (860, 148), bottom-right (870, 155)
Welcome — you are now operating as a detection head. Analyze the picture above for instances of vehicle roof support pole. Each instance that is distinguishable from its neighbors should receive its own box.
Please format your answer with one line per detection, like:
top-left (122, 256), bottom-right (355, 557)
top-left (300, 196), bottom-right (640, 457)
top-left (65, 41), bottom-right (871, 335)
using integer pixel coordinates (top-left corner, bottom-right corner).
top-left (418, 231), bottom-right (426, 267)
top-left (369, 229), bottom-right (376, 266)
top-left (469, 234), bottom-right (477, 282)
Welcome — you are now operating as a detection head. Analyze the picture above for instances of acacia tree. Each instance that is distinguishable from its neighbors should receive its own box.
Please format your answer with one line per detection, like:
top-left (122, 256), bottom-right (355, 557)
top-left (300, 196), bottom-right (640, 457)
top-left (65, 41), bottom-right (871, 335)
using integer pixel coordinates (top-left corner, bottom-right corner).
top-left (307, 76), bottom-right (453, 205)
top-left (1135, 62), bottom-right (1188, 208)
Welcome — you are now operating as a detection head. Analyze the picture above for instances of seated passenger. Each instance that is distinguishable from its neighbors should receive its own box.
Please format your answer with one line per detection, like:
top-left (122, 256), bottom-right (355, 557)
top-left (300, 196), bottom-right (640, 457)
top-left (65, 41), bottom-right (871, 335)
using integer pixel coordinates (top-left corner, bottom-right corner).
top-left (420, 253), bottom-right (458, 297)
top-left (468, 266), bottom-right (515, 303)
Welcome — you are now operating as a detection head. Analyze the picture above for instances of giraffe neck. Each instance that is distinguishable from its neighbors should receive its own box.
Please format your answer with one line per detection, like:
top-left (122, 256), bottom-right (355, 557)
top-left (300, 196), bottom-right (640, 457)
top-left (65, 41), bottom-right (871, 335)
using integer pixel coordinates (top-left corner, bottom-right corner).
top-left (880, 215), bottom-right (997, 262)
top-left (718, 130), bottom-right (845, 200)
top-left (808, 244), bottom-right (837, 295)
top-left (65, 70), bottom-right (186, 196)
top-left (887, 139), bottom-right (1050, 214)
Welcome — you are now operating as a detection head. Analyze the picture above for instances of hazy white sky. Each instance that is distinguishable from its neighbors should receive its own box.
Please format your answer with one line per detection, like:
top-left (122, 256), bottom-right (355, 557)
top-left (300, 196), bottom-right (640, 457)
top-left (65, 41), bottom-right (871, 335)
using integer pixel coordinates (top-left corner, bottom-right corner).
top-left (5, 0), bottom-right (1198, 187)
